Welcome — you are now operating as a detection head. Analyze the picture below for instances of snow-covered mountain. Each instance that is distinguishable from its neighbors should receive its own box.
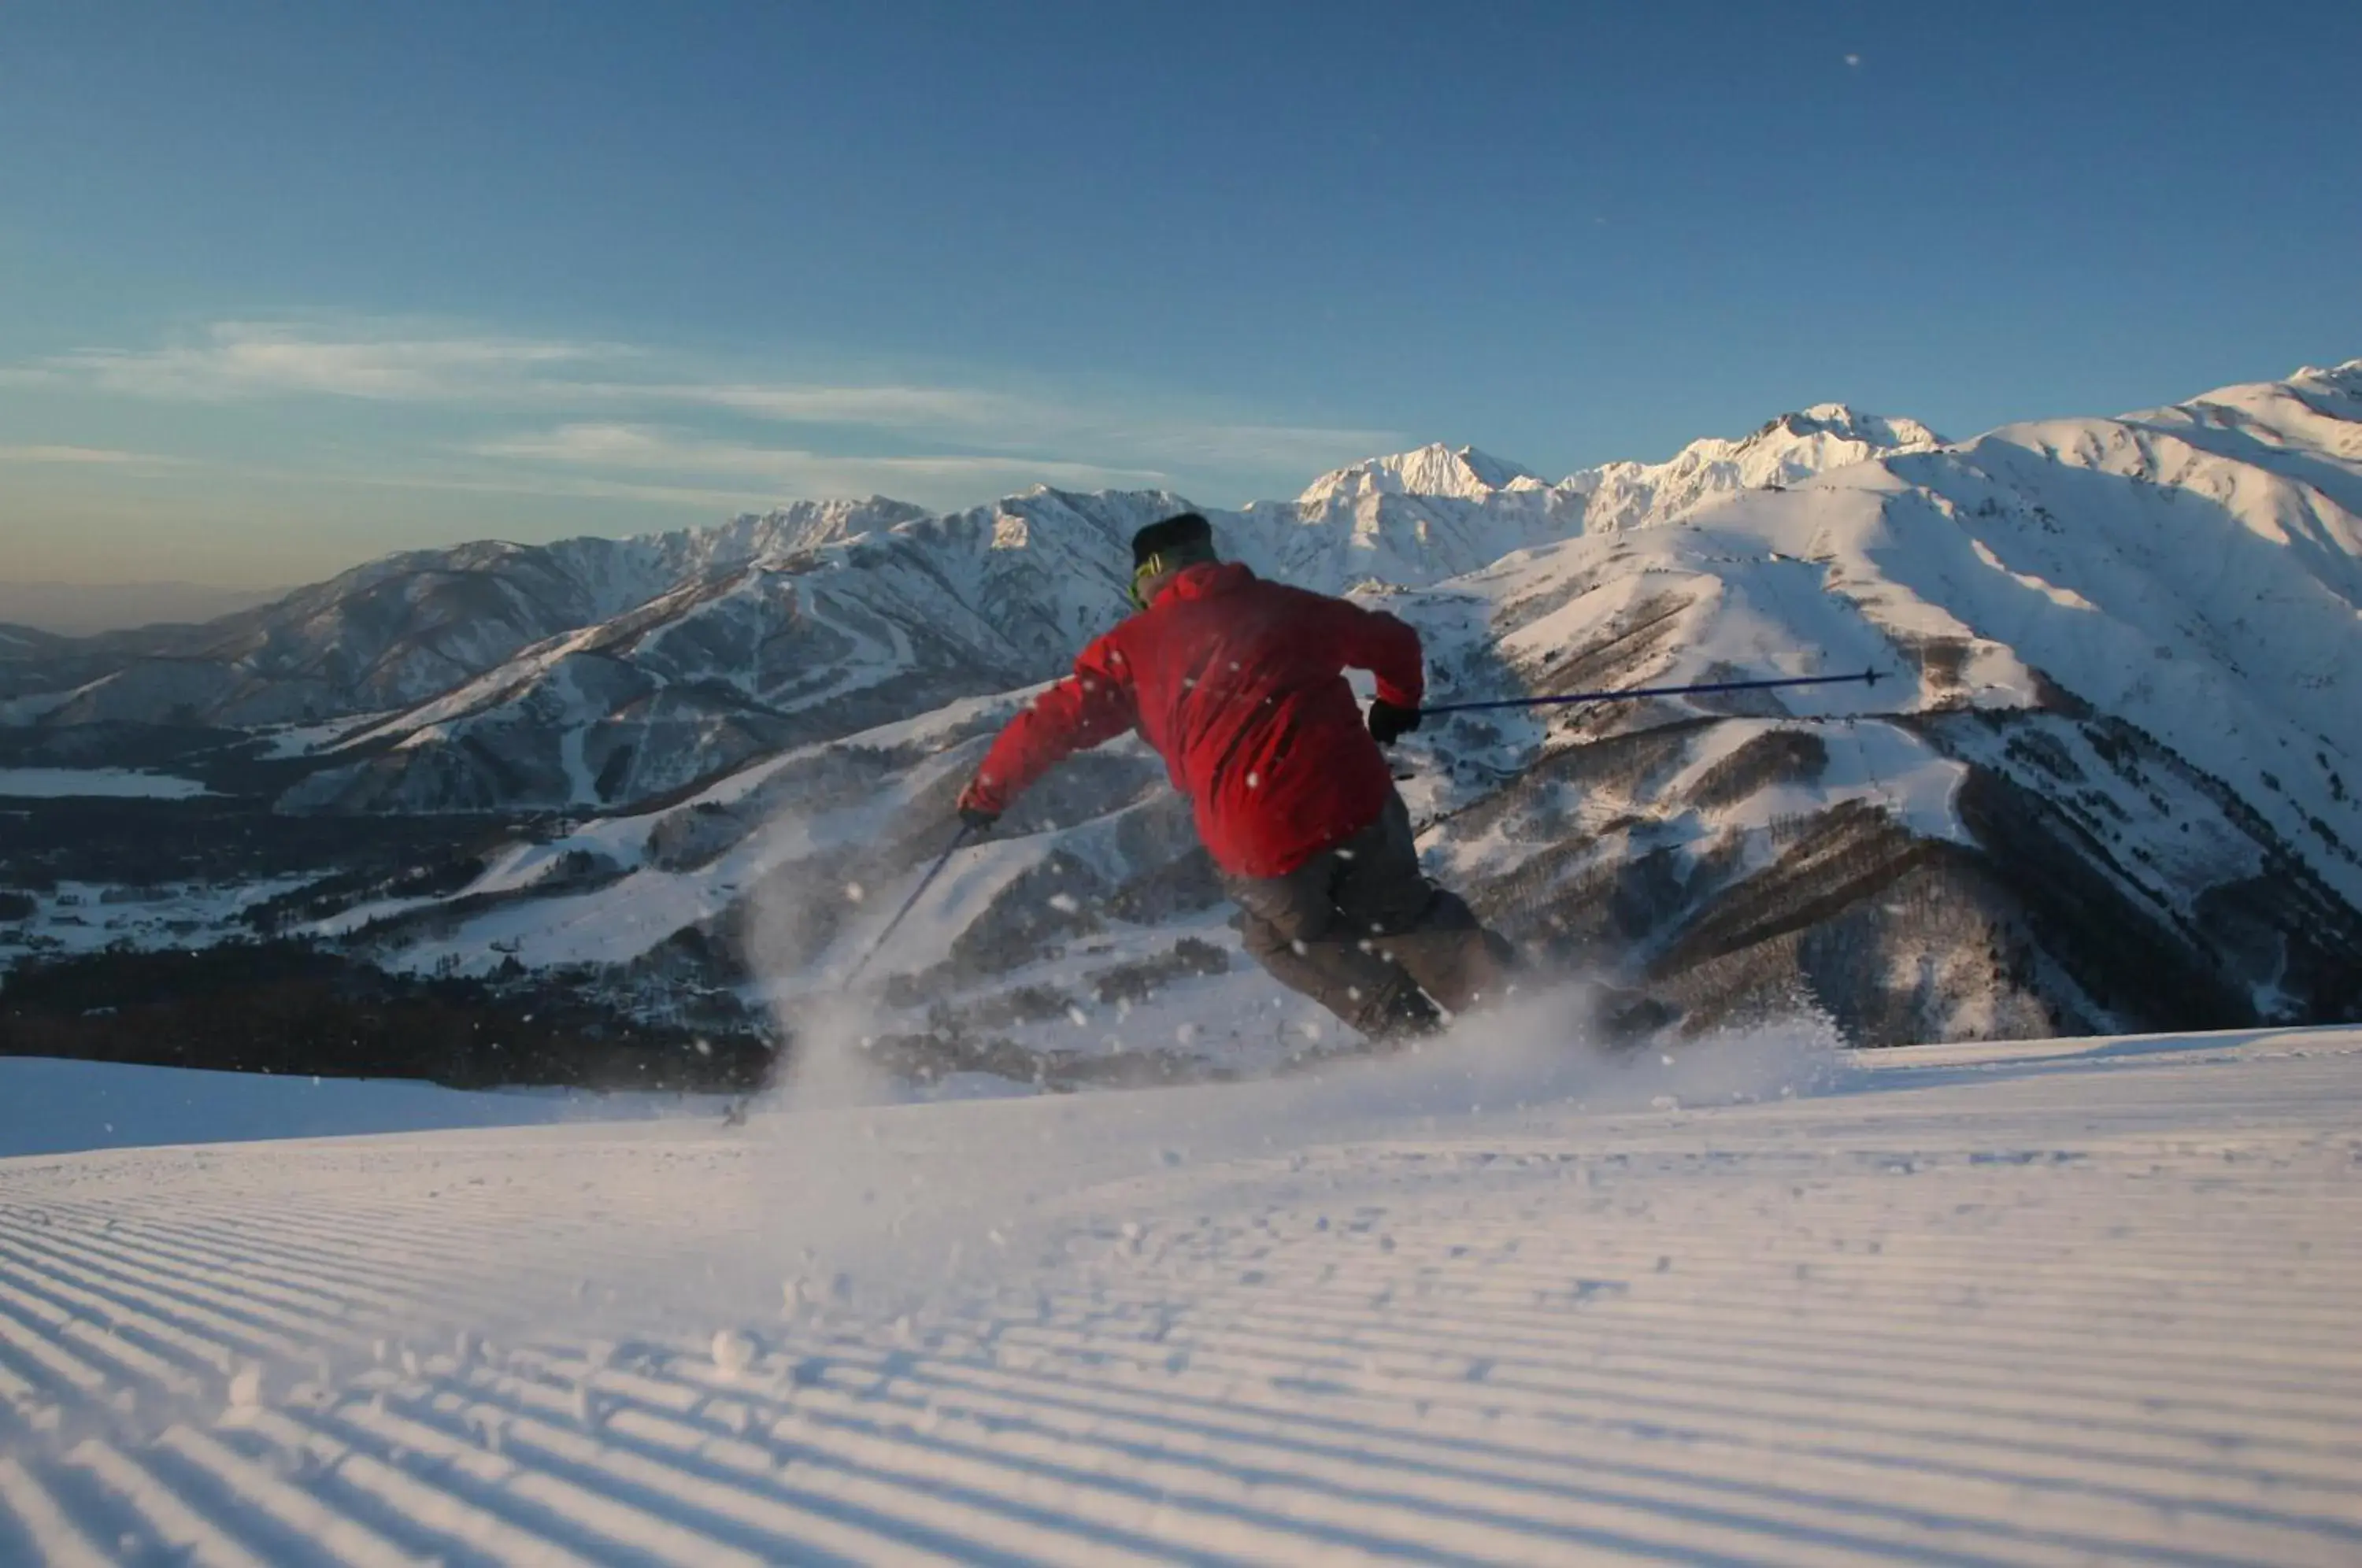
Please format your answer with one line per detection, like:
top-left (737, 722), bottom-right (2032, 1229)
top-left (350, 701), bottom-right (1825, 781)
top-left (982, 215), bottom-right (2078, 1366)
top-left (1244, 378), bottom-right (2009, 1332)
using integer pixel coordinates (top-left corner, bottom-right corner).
top-left (0, 498), bottom-right (931, 730)
top-left (7, 363), bottom-right (2359, 1056)
top-left (279, 490), bottom-right (1180, 812)
top-left (1223, 415), bottom-right (1946, 597)
top-left (0, 409), bottom-right (1946, 753)
top-left (1295, 442), bottom-right (1546, 505)
top-left (253, 408), bottom-right (1958, 815)
top-left (1564, 402), bottom-right (1945, 531)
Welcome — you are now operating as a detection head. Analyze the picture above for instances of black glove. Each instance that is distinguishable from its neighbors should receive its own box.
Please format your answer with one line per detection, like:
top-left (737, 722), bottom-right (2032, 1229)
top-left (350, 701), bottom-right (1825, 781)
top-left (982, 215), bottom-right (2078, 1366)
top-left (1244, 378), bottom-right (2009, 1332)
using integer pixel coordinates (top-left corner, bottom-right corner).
top-left (954, 778), bottom-right (1001, 834)
top-left (1367, 698), bottom-right (1422, 746)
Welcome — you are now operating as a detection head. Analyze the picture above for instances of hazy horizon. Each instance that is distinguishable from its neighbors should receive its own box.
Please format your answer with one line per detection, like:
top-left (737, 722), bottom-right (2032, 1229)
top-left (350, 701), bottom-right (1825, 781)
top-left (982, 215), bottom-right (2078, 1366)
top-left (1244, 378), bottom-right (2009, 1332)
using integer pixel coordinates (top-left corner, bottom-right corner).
top-left (0, 579), bottom-right (291, 637)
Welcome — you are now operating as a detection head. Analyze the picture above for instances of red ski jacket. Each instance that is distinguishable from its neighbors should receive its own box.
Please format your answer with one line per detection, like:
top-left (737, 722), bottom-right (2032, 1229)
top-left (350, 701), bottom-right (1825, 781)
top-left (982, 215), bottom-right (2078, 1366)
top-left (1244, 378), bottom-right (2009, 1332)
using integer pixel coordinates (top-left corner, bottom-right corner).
top-left (964, 561), bottom-right (1424, 878)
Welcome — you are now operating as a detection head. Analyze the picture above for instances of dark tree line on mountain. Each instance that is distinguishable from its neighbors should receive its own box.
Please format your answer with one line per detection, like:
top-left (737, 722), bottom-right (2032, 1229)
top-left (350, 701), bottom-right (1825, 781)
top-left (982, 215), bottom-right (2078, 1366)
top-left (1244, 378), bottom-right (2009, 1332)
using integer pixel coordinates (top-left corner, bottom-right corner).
top-left (0, 793), bottom-right (523, 895)
top-left (0, 939), bottom-right (772, 1093)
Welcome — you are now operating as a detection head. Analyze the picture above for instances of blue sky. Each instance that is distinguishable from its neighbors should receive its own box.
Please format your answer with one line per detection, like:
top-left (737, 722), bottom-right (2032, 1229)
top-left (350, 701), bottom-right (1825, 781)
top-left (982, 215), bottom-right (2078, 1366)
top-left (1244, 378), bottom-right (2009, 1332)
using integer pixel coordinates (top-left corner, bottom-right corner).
top-left (3, 1), bottom-right (2356, 591)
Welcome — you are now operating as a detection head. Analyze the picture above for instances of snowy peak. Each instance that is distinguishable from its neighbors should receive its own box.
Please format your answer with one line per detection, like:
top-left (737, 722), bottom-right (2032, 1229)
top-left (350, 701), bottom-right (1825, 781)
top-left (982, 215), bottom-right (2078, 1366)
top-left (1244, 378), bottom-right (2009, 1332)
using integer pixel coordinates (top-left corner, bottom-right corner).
top-left (1750, 403), bottom-right (1945, 456)
top-left (1279, 408), bottom-right (1946, 559)
top-left (2286, 358), bottom-right (2362, 401)
top-left (1580, 400), bottom-right (1946, 487)
top-left (1297, 443), bottom-right (1543, 506)
top-left (1562, 401), bottom-right (1943, 534)
top-left (2133, 360), bottom-right (2362, 474)
top-left (635, 495), bottom-right (933, 572)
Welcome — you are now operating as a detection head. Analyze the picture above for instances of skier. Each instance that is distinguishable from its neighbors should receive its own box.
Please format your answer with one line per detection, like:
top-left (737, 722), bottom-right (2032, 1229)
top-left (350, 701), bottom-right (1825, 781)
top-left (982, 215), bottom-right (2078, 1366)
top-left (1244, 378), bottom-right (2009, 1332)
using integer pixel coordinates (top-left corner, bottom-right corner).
top-left (954, 512), bottom-right (1515, 1043)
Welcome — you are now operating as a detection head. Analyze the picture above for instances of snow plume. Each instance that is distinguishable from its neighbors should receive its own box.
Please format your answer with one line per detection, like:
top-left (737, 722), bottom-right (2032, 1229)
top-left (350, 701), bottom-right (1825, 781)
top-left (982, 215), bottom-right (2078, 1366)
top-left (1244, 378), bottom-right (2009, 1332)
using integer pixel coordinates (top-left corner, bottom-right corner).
top-left (1261, 983), bottom-right (1846, 1130)
top-left (737, 834), bottom-right (910, 1114)
top-left (193, 981), bottom-right (1850, 1361)
top-left (771, 991), bottom-right (895, 1111)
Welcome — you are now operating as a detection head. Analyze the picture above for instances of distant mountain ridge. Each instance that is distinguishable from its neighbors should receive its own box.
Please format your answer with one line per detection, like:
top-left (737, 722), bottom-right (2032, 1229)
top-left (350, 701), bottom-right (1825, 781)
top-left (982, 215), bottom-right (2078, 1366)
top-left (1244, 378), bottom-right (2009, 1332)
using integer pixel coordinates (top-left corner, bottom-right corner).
top-left (6, 364), bottom-right (2360, 1058)
top-left (1294, 442), bottom-right (1546, 505)
top-left (0, 401), bottom-right (1946, 787)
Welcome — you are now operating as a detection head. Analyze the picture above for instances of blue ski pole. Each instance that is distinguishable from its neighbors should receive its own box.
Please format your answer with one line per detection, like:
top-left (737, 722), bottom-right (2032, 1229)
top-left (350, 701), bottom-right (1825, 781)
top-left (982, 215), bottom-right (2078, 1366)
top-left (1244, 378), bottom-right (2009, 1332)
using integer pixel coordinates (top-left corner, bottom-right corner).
top-left (840, 821), bottom-right (975, 989)
top-left (1417, 667), bottom-right (1882, 718)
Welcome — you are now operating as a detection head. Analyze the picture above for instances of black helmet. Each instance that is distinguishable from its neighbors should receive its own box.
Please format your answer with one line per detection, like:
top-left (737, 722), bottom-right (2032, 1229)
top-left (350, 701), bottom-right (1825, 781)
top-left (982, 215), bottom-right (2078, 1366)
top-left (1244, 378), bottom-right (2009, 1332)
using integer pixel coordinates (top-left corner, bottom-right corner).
top-left (1128, 512), bottom-right (1216, 607)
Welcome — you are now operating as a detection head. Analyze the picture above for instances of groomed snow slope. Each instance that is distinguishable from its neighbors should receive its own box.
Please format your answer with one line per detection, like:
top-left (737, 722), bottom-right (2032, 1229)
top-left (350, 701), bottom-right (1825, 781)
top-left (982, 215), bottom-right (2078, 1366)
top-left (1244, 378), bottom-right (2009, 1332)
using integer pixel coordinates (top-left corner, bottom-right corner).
top-left (0, 1058), bottom-right (736, 1159)
top-left (2, 1023), bottom-right (2357, 1564)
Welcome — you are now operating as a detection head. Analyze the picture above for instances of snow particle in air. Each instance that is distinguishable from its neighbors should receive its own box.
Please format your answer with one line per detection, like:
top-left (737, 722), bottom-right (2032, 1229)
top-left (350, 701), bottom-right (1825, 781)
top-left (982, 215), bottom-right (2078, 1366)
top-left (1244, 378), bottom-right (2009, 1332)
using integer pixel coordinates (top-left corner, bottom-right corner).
top-left (711, 1327), bottom-right (761, 1376)
top-left (844, 882), bottom-right (865, 903)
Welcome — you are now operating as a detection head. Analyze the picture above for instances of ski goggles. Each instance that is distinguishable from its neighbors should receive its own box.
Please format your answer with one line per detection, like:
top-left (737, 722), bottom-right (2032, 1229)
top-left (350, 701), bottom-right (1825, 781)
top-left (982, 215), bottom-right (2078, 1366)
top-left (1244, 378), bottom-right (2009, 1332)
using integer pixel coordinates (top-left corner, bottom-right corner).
top-left (1128, 553), bottom-right (1168, 610)
top-left (1127, 543), bottom-right (1214, 609)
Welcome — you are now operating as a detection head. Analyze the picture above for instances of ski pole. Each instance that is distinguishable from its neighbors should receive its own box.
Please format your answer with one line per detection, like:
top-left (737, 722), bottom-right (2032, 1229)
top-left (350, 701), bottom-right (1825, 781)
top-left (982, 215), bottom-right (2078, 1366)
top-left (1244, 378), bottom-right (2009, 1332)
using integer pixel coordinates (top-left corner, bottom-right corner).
top-left (840, 821), bottom-right (974, 989)
top-left (1418, 667), bottom-right (1881, 718)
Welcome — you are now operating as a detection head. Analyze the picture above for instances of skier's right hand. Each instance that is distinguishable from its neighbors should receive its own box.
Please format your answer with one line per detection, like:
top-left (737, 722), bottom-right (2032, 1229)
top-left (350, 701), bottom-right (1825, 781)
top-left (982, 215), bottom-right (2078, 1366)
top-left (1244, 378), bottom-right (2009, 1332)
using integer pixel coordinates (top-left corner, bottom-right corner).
top-left (1367, 698), bottom-right (1422, 746)
top-left (955, 778), bottom-right (1001, 833)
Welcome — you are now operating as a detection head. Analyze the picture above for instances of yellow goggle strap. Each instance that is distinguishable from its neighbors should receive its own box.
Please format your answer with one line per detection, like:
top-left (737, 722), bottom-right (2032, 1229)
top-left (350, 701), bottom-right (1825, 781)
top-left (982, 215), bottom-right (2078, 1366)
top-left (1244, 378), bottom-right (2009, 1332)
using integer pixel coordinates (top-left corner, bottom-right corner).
top-left (1129, 553), bottom-right (1167, 609)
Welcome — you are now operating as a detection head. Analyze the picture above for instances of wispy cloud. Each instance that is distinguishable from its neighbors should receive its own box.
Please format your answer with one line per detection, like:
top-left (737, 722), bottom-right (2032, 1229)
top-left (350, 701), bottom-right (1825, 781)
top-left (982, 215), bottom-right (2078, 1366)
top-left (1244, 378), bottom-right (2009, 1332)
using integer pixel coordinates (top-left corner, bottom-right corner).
top-left (9, 315), bottom-right (1407, 510)
top-left (0, 443), bottom-right (193, 468)
top-left (25, 320), bottom-right (619, 403)
top-left (634, 381), bottom-right (1016, 427)
top-left (17, 319), bottom-right (1040, 431)
top-left (474, 423), bottom-right (1170, 497)
top-left (1094, 421), bottom-right (1421, 475)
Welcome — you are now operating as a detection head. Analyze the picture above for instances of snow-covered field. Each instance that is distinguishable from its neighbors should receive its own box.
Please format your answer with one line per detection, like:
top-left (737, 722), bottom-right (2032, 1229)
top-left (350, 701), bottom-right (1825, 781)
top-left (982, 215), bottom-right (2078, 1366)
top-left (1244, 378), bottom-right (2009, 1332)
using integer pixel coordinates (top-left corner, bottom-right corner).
top-left (2, 1022), bottom-right (2356, 1564)
top-left (0, 879), bottom-right (323, 977)
top-left (0, 1059), bottom-right (738, 1159)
